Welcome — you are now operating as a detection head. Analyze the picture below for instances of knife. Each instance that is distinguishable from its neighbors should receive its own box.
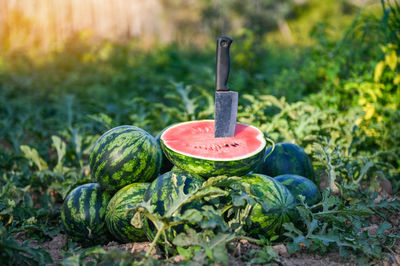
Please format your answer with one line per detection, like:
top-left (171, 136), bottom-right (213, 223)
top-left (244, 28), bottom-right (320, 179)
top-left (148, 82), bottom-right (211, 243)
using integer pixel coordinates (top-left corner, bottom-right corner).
top-left (214, 36), bottom-right (238, 138)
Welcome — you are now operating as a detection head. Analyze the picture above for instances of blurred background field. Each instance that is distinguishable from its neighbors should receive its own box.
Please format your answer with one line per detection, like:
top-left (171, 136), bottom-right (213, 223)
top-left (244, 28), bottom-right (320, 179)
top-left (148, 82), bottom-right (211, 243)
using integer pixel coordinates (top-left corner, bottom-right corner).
top-left (0, 0), bottom-right (378, 50)
top-left (0, 0), bottom-right (400, 264)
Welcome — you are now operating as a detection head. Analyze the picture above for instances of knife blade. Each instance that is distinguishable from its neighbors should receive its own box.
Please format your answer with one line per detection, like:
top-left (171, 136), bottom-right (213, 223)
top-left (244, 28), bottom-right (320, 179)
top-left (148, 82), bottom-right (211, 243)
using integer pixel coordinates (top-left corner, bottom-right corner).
top-left (214, 36), bottom-right (238, 138)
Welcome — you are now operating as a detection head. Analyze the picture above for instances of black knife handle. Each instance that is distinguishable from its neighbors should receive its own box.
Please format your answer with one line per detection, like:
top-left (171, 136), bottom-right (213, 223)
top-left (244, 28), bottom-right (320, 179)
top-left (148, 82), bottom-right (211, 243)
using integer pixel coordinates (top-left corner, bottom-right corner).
top-left (216, 36), bottom-right (233, 91)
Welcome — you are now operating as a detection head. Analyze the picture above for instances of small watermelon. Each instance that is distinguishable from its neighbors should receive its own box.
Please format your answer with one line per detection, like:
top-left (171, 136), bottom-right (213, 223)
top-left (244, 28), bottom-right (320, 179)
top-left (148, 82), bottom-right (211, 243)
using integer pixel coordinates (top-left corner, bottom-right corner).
top-left (275, 174), bottom-right (321, 205)
top-left (90, 125), bottom-right (162, 192)
top-left (255, 142), bottom-right (317, 184)
top-left (155, 126), bottom-right (174, 174)
top-left (106, 183), bottom-right (150, 243)
top-left (160, 120), bottom-right (266, 178)
top-left (143, 168), bottom-right (204, 241)
top-left (239, 174), bottom-right (297, 238)
top-left (61, 183), bottom-right (111, 245)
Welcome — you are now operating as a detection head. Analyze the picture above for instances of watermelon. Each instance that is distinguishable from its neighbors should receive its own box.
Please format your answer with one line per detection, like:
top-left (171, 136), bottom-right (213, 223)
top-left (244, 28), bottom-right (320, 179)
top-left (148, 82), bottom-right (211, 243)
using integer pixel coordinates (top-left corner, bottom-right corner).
top-left (143, 168), bottom-right (204, 241)
top-left (160, 120), bottom-right (266, 178)
top-left (239, 174), bottom-right (297, 238)
top-left (275, 174), bottom-right (321, 205)
top-left (255, 142), bottom-right (317, 184)
top-left (61, 183), bottom-right (111, 245)
top-left (106, 183), bottom-right (150, 243)
top-left (90, 125), bottom-right (162, 192)
top-left (155, 126), bottom-right (174, 174)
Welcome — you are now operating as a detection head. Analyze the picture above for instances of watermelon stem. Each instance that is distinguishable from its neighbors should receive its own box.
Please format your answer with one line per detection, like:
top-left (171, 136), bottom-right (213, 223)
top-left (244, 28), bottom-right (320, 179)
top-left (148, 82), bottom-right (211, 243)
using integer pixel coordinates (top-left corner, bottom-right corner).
top-left (239, 204), bottom-right (252, 232)
top-left (229, 203), bottom-right (252, 233)
top-left (221, 204), bottom-right (233, 215)
top-left (309, 201), bottom-right (323, 209)
top-left (145, 224), bottom-right (167, 257)
top-left (143, 217), bottom-right (185, 258)
top-left (263, 137), bottom-right (276, 162)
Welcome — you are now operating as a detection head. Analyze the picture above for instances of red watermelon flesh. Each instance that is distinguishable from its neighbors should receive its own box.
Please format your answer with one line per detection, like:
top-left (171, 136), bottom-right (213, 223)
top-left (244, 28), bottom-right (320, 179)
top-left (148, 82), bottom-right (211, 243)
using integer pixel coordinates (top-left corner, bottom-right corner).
top-left (161, 120), bottom-right (265, 161)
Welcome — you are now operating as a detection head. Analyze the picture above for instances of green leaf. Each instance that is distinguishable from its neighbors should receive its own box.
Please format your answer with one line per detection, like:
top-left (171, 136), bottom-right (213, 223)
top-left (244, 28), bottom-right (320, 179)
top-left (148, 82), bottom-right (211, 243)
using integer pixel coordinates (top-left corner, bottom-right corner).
top-left (87, 113), bottom-right (114, 129)
top-left (52, 135), bottom-right (66, 173)
top-left (62, 255), bottom-right (80, 266)
top-left (385, 50), bottom-right (397, 71)
top-left (205, 247), bottom-right (213, 260)
top-left (249, 246), bottom-right (280, 264)
top-left (230, 190), bottom-right (254, 207)
top-left (177, 246), bottom-right (193, 260)
top-left (173, 229), bottom-right (234, 264)
top-left (374, 61), bottom-right (385, 82)
top-left (20, 145), bottom-right (48, 171)
top-left (376, 222), bottom-right (391, 236)
top-left (173, 228), bottom-right (203, 247)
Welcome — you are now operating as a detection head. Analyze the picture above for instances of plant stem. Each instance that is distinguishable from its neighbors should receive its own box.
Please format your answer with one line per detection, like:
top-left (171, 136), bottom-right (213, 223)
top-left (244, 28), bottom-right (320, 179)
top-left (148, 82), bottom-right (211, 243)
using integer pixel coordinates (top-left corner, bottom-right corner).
top-left (235, 236), bottom-right (261, 244)
top-left (145, 224), bottom-right (166, 258)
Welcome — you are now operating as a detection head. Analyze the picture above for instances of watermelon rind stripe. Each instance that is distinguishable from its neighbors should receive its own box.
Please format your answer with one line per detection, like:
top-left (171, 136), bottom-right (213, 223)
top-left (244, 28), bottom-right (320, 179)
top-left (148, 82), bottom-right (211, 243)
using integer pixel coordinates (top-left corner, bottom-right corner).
top-left (90, 126), bottom-right (162, 191)
top-left (90, 128), bottom-right (135, 168)
top-left (61, 183), bottom-right (110, 244)
top-left (92, 135), bottom-right (143, 178)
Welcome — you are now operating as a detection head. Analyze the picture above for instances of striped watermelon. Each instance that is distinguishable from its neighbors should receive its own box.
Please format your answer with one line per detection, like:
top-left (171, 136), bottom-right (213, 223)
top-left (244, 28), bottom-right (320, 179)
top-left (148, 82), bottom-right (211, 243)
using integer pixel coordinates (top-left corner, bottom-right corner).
top-left (90, 125), bottom-right (162, 192)
top-left (160, 120), bottom-right (266, 178)
top-left (61, 183), bottom-right (111, 245)
top-left (143, 168), bottom-right (204, 241)
top-left (239, 174), bottom-right (297, 238)
top-left (275, 174), bottom-right (321, 205)
top-left (255, 142), bottom-right (317, 184)
top-left (106, 183), bottom-right (150, 243)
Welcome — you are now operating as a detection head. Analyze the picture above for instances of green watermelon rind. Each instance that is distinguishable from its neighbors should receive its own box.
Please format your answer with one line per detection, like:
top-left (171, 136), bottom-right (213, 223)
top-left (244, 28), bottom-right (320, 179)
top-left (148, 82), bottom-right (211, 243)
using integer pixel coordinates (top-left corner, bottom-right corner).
top-left (160, 121), bottom-right (266, 178)
top-left (106, 183), bottom-right (150, 243)
top-left (90, 125), bottom-right (162, 192)
top-left (61, 183), bottom-right (111, 245)
top-left (239, 174), bottom-right (297, 238)
top-left (275, 174), bottom-right (321, 206)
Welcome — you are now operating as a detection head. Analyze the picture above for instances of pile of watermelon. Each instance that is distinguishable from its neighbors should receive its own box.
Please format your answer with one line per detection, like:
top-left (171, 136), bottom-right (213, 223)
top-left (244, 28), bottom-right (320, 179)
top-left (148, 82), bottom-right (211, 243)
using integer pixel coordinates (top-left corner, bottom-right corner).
top-left (61, 120), bottom-right (321, 245)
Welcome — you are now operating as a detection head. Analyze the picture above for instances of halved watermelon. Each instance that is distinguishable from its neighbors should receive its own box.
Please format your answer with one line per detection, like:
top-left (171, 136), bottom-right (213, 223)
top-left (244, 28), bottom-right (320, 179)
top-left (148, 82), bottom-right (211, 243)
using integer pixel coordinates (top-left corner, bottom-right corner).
top-left (160, 120), bottom-right (266, 178)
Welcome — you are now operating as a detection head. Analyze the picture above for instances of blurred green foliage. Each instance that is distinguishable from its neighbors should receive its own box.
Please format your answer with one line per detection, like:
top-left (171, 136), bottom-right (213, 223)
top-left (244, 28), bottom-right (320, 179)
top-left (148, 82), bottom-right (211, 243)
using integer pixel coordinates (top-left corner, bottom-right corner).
top-left (0, 0), bottom-right (399, 264)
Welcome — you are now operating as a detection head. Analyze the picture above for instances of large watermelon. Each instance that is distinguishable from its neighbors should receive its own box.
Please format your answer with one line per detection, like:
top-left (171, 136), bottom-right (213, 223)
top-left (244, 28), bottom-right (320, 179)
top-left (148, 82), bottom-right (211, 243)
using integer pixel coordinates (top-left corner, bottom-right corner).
top-left (61, 183), bottom-right (111, 245)
top-left (90, 125), bottom-right (162, 192)
top-left (275, 174), bottom-right (321, 205)
top-left (143, 168), bottom-right (204, 241)
top-left (239, 174), bottom-right (297, 238)
top-left (160, 120), bottom-right (266, 178)
top-left (106, 183), bottom-right (150, 243)
top-left (255, 142), bottom-right (317, 184)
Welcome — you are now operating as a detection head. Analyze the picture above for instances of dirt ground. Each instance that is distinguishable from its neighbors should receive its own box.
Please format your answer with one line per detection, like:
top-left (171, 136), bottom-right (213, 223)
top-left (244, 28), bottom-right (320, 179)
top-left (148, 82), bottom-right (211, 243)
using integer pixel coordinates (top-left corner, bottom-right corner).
top-left (27, 217), bottom-right (399, 266)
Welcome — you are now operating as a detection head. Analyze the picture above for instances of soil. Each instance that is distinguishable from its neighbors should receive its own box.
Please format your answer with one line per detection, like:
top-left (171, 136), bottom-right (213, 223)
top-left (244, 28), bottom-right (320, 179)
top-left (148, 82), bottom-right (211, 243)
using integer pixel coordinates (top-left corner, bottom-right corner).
top-left (27, 218), bottom-right (399, 266)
